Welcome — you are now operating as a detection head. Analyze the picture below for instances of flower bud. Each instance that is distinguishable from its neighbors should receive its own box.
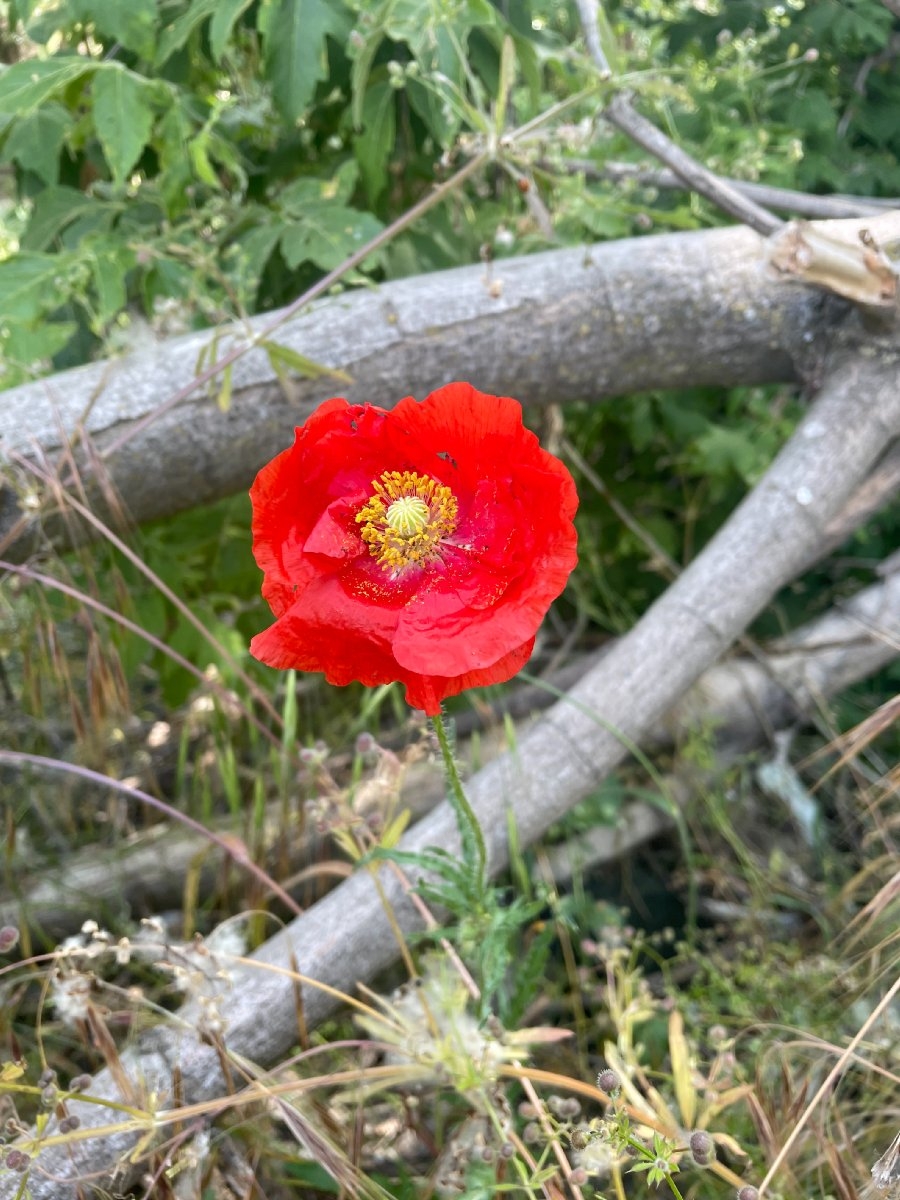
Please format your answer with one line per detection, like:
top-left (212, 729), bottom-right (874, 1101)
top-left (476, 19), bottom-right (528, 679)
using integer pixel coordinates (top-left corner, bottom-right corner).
top-left (689, 1130), bottom-right (716, 1166)
top-left (596, 1068), bottom-right (620, 1094)
top-left (737, 1187), bottom-right (759, 1200)
top-left (0, 926), bottom-right (19, 954)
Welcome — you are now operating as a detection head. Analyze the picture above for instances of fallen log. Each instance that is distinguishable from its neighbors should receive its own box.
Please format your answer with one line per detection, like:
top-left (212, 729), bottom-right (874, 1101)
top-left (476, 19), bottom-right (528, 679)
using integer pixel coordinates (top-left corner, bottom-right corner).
top-left (4, 569), bottom-right (896, 940)
top-left (0, 221), bottom-right (829, 560)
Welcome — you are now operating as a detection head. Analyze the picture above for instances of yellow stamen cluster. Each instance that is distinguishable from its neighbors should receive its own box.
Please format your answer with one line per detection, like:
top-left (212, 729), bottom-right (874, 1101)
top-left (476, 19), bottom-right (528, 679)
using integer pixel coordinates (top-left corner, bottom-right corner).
top-left (357, 470), bottom-right (458, 573)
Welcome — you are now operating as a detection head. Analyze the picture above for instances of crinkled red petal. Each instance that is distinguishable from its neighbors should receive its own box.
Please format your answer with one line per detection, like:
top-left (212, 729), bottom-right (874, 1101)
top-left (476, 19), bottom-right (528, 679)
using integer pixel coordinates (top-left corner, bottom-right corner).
top-left (249, 383), bottom-right (578, 711)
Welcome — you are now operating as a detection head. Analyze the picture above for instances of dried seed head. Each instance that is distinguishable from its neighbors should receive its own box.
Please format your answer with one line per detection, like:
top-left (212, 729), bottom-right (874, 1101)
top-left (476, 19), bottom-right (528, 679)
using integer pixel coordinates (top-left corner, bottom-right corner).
top-left (689, 1130), bottom-right (716, 1167)
top-left (596, 1068), bottom-right (620, 1095)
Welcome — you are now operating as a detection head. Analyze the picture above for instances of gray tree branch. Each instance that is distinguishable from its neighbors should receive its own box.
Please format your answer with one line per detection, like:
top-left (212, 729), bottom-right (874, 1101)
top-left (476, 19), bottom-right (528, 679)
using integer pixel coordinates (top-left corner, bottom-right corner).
top-left (4, 569), bottom-right (896, 941)
top-left (569, 161), bottom-right (900, 220)
top-left (0, 223), bottom-right (845, 562)
top-left (6, 346), bottom-right (900, 1197)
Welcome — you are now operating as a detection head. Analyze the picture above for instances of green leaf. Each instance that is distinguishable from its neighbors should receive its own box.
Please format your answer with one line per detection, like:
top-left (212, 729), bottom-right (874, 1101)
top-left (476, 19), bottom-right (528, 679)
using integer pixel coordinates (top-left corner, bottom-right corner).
top-left (279, 206), bottom-right (383, 271)
top-left (155, 0), bottom-right (218, 64)
top-left (210, 0), bottom-right (256, 62)
top-left (89, 243), bottom-right (135, 328)
top-left (0, 102), bottom-right (72, 184)
top-left (494, 34), bottom-right (515, 135)
top-left (0, 254), bottom-right (73, 322)
top-left (0, 58), bottom-right (94, 117)
top-left (74, 0), bottom-right (158, 58)
top-left (223, 220), bottom-right (286, 296)
top-left (264, 0), bottom-right (351, 123)
top-left (0, 320), bottom-right (77, 379)
top-left (353, 80), bottom-right (395, 202)
top-left (92, 65), bottom-right (156, 183)
top-left (690, 425), bottom-right (760, 482)
top-left (349, 26), bottom-right (384, 128)
top-left (261, 340), bottom-right (352, 383)
top-left (20, 187), bottom-right (104, 251)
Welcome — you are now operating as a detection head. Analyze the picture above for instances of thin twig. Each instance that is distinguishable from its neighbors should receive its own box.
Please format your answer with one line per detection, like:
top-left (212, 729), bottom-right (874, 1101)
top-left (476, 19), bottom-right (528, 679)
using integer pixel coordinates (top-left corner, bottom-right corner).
top-left (99, 151), bottom-right (489, 462)
top-left (574, 0), bottom-right (783, 235)
top-left (558, 160), bottom-right (899, 220)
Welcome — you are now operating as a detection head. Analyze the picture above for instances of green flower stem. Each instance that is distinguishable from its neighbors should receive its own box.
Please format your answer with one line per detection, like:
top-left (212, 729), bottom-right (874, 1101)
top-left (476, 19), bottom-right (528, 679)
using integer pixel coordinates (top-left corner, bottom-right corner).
top-left (431, 712), bottom-right (486, 888)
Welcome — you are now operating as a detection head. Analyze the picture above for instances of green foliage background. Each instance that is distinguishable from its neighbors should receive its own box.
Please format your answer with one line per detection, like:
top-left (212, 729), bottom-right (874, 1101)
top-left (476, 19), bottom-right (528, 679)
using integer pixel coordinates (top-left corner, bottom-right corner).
top-left (3, 0), bottom-right (899, 387)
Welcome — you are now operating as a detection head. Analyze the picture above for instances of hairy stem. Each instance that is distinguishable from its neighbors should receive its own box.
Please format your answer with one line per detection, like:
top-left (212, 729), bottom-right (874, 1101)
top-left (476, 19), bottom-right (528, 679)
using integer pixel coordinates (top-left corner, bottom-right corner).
top-left (430, 712), bottom-right (487, 888)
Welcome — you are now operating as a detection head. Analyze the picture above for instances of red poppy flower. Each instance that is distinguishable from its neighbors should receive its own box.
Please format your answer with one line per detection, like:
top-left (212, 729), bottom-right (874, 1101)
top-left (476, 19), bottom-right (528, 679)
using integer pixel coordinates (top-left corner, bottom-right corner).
top-left (249, 382), bottom-right (578, 715)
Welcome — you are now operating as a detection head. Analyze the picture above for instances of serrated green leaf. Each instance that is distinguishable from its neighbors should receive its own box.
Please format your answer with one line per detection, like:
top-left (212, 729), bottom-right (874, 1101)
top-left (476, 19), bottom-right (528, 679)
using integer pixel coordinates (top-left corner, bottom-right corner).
top-left (75, 0), bottom-right (158, 58)
top-left (0, 254), bottom-right (73, 322)
top-left (89, 244), bottom-right (134, 328)
top-left (0, 102), bottom-right (72, 184)
top-left (210, 0), bottom-right (256, 62)
top-left (0, 58), bottom-right (94, 116)
top-left (0, 320), bottom-right (77, 379)
top-left (19, 186), bottom-right (108, 252)
top-left (279, 207), bottom-right (383, 271)
top-left (92, 65), bottom-right (156, 183)
top-left (353, 80), bottom-right (395, 202)
top-left (264, 0), bottom-right (351, 123)
top-left (260, 340), bottom-right (352, 383)
top-left (155, 0), bottom-right (218, 64)
top-left (224, 220), bottom-right (286, 296)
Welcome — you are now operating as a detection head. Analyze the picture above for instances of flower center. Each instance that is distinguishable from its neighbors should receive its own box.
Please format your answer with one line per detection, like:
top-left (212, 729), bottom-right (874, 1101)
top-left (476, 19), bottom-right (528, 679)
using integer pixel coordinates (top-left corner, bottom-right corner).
top-left (356, 470), bottom-right (458, 573)
top-left (385, 495), bottom-right (430, 538)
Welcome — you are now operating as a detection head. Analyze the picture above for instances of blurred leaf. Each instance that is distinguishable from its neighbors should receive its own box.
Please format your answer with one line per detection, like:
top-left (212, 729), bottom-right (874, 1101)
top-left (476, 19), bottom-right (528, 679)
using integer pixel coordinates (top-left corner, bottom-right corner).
top-left (217, 363), bottom-right (233, 412)
top-left (690, 424), bottom-right (760, 482)
top-left (0, 320), bottom-right (77, 376)
top-left (261, 340), bottom-right (352, 383)
top-left (20, 187), bottom-right (112, 252)
top-left (155, 0), bottom-right (218, 64)
top-left (264, 0), bottom-right (351, 122)
top-left (278, 165), bottom-right (383, 270)
top-left (668, 1009), bottom-right (696, 1129)
top-left (89, 243), bottom-right (135, 328)
top-left (353, 80), bottom-right (395, 202)
top-left (0, 58), bottom-right (94, 117)
top-left (77, 0), bottom-right (158, 58)
top-left (0, 254), bottom-right (73, 322)
top-left (92, 66), bottom-right (157, 183)
top-left (0, 103), bottom-right (72, 184)
top-left (210, 0), bottom-right (256, 62)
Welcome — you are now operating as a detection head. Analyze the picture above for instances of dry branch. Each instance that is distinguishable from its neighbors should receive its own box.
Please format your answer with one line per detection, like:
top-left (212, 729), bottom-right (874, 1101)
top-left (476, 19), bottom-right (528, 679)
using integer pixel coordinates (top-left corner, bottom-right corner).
top-left (0, 222), bottom-right (836, 561)
top-left (5, 343), bottom-right (900, 1197)
top-left (5, 569), bottom-right (897, 941)
top-left (574, 162), bottom-right (900, 220)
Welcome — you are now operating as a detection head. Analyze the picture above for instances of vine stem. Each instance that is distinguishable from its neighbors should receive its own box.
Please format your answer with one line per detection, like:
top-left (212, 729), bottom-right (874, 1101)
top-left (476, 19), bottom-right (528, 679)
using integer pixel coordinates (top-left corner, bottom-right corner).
top-left (430, 712), bottom-right (487, 887)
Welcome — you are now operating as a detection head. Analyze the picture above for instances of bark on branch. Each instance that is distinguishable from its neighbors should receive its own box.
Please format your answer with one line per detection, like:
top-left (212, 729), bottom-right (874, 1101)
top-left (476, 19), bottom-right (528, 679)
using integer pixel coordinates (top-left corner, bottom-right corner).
top-left (5, 346), bottom-right (900, 1197)
top-left (0, 222), bottom-right (835, 561)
